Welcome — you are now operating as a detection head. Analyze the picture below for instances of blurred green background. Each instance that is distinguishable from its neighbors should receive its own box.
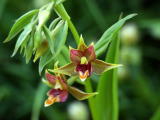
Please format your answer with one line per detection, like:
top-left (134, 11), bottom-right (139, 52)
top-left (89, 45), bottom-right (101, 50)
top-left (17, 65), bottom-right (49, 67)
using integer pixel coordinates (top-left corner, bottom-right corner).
top-left (0, 0), bottom-right (160, 120)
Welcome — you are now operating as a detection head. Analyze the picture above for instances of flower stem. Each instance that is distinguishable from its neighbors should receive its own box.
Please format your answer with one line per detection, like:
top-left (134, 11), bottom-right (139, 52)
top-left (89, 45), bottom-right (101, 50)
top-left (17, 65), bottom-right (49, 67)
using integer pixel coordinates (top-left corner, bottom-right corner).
top-left (55, 4), bottom-right (80, 44)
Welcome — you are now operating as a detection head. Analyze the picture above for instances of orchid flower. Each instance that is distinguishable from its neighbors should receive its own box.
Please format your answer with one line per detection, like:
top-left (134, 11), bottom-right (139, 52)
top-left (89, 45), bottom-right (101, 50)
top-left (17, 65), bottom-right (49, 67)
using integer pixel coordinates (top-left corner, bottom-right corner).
top-left (48, 36), bottom-right (122, 82)
top-left (43, 72), bottom-right (97, 107)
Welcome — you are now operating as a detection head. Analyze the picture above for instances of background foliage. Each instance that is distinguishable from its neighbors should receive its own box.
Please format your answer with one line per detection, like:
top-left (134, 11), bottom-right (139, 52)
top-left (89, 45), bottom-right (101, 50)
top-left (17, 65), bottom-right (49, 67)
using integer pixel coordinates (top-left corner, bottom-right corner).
top-left (0, 0), bottom-right (160, 120)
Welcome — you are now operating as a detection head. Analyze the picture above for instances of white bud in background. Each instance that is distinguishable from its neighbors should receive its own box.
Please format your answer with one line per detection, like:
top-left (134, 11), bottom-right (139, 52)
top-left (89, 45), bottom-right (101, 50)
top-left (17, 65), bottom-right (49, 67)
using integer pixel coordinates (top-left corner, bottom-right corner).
top-left (120, 46), bottom-right (141, 66)
top-left (67, 101), bottom-right (89, 120)
top-left (120, 23), bottom-right (139, 46)
top-left (118, 66), bottom-right (129, 80)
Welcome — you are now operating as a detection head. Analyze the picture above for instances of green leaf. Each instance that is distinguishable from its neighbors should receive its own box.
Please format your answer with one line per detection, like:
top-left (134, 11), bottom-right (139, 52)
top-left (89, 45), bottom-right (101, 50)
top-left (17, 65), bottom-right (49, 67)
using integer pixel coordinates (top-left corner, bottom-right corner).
top-left (52, 20), bottom-right (68, 57)
top-left (39, 21), bottom-right (68, 74)
top-left (4, 9), bottom-right (39, 43)
top-left (11, 23), bottom-right (33, 57)
top-left (39, 50), bottom-right (53, 74)
top-left (68, 86), bottom-right (98, 100)
top-left (95, 14), bottom-right (137, 53)
top-left (49, 17), bottom-right (61, 30)
top-left (25, 34), bottom-right (34, 63)
top-left (95, 30), bottom-right (120, 120)
top-left (43, 26), bottom-right (55, 55)
top-left (34, 27), bottom-right (43, 50)
top-left (38, 45), bottom-right (69, 74)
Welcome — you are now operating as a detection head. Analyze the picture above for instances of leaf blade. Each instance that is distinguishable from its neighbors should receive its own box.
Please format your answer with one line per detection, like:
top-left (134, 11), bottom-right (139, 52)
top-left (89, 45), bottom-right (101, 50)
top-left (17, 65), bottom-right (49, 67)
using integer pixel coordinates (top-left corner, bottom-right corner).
top-left (4, 9), bottom-right (38, 43)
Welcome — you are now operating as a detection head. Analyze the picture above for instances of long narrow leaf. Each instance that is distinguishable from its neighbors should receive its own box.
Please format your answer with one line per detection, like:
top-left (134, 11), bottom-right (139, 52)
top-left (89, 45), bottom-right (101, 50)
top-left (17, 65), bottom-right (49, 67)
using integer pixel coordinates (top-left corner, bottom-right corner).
top-left (95, 14), bottom-right (137, 52)
top-left (4, 9), bottom-right (38, 43)
top-left (96, 31), bottom-right (120, 120)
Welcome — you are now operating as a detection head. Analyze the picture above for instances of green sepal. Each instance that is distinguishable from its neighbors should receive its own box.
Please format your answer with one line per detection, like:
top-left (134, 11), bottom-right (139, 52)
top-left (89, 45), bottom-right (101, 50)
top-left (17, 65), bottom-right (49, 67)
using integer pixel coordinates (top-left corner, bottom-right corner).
top-left (92, 59), bottom-right (122, 74)
top-left (48, 63), bottom-right (76, 76)
top-left (68, 86), bottom-right (98, 100)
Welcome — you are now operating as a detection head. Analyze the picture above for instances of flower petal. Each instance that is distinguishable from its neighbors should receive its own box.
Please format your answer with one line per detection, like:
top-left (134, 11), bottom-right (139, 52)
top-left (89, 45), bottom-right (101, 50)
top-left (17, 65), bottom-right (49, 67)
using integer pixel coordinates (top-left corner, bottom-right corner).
top-left (45, 72), bottom-right (57, 85)
top-left (78, 35), bottom-right (87, 51)
top-left (44, 96), bottom-right (57, 107)
top-left (68, 86), bottom-right (98, 100)
top-left (79, 70), bottom-right (89, 82)
top-left (70, 49), bottom-right (83, 64)
top-left (48, 89), bottom-right (68, 102)
top-left (92, 59), bottom-right (122, 74)
top-left (84, 44), bottom-right (96, 62)
top-left (48, 63), bottom-right (76, 76)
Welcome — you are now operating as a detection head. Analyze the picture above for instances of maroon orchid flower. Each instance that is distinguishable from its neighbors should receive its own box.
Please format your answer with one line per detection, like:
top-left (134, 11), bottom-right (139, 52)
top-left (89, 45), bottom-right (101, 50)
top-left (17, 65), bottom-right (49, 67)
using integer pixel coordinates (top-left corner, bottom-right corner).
top-left (48, 36), bottom-right (121, 81)
top-left (43, 72), bottom-right (97, 107)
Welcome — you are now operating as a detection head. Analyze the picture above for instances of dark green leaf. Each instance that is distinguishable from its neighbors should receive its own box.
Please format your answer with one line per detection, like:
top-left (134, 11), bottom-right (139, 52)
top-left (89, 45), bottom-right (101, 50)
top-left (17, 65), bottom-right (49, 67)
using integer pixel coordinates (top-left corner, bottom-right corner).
top-left (4, 9), bottom-right (38, 43)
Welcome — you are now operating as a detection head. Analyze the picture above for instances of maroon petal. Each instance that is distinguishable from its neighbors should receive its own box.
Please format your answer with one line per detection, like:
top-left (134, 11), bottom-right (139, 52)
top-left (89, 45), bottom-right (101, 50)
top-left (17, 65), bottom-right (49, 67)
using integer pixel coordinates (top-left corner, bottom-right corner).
top-left (48, 89), bottom-right (68, 102)
top-left (84, 45), bottom-right (96, 62)
top-left (45, 72), bottom-right (57, 85)
top-left (70, 49), bottom-right (83, 64)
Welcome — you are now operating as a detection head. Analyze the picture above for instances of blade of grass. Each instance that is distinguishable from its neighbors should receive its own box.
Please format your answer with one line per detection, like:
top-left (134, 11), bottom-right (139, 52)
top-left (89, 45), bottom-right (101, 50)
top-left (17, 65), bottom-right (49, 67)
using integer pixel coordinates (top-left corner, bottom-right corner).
top-left (96, 31), bottom-right (120, 120)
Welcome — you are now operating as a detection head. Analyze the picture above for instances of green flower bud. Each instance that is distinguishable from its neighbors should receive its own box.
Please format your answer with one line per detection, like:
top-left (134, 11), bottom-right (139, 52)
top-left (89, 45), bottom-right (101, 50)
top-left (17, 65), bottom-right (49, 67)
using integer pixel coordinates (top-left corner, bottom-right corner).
top-left (120, 46), bottom-right (141, 65)
top-left (120, 23), bottom-right (139, 46)
top-left (118, 66), bottom-right (129, 80)
top-left (68, 102), bottom-right (89, 120)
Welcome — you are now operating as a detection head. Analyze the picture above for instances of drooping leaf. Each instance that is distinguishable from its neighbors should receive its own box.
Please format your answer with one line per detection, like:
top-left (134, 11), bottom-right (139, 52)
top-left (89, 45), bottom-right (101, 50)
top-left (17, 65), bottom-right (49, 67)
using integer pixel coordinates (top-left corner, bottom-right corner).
top-left (68, 86), bottom-right (98, 100)
top-left (43, 26), bottom-right (55, 55)
top-left (11, 23), bottom-right (34, 57)
top-left (25, 34), bottom-right (34, 63)
top-left (52, 20), bottom-right (68, 57)
top-left (34, 27), bottom-right (43, 50)
top-left (49, 17), bottom-right (61, 30)
top-left (39, 50), bottom-right (53, 74)
top-left (4, 9), bottom-right (38, 43)
top-left (95, 14), bottom-right (137, 52)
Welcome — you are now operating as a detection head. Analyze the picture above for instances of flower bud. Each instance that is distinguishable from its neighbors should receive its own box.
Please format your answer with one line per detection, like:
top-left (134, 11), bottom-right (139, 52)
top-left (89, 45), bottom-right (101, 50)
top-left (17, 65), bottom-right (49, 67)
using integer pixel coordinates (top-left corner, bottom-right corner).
top-left (120, 46), bottom-right (141, 65)
top-left (118, 66), bottom-right (129, 80)
top-left (120, 23), bottom-right (139, 46)
top-left (67, 102), bottom-right (89, 120)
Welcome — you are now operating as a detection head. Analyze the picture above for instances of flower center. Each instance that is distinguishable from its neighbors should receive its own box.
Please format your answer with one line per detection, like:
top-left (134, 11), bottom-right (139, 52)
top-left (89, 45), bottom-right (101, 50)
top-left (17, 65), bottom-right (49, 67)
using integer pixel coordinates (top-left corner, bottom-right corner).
top-left (80, 56), bottom-right (88, 64)
top-left (76, 63), bottom-right (92, 81)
